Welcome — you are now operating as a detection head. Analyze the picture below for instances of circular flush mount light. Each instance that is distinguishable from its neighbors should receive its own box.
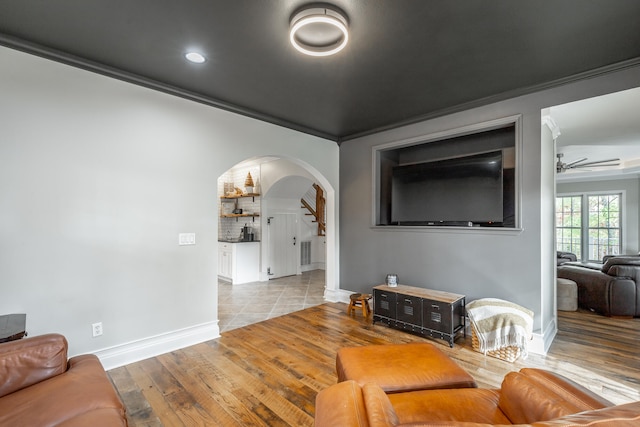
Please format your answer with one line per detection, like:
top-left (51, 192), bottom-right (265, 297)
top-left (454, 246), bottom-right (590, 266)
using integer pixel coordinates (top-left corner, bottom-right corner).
top-left (290, 7), bottom-right (349, 57)
top-left (185, 52), bottom-right (206, 63)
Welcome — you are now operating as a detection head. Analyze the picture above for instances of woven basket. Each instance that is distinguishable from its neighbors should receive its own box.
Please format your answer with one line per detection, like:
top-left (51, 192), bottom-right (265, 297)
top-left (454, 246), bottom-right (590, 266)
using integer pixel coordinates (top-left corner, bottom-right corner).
top-left (471, 327), bottom-right (521, 363)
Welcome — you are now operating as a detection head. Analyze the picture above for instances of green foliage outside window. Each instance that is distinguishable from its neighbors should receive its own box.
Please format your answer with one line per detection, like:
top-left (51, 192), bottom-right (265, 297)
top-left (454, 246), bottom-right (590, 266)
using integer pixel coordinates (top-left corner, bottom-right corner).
top-left (556, 193), bottom-right (621, 262)
top-left (588, 194), bottom-right (620, 260)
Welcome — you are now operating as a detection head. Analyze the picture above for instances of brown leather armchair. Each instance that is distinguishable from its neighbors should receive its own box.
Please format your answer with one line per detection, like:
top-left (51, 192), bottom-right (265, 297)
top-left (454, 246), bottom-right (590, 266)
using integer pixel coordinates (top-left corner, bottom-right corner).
top-left (315, 368), bottom-right (640, 426)
top-left (0, 333), bottom-right (127, 426)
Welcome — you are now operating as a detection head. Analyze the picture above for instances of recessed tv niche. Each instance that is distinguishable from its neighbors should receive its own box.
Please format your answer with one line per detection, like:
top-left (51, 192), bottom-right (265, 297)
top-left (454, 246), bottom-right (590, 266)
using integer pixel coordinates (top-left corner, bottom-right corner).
top-left (375, 119), bottom-right (517, 228)
top-left (392, 151), bottom-right (504, 226)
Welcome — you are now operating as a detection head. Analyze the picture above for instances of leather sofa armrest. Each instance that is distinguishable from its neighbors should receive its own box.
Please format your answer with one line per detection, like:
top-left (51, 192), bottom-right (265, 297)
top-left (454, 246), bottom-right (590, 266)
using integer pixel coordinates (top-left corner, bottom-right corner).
top-left (530, 401), bottom-right (640, 426)
top-left (557, 251), bottom-right (577, 262)
top-left (601, 256), bottom-right (640, 274)
top-left (609, 265), bottom-right (640, 283)
top-left (362, 383), bottom-right (400, 427)
top-left (498, 369), bottom-right (611, 424)
top-left (0, 333), bottom-right (68, 398)
top-left (315, 380), bottom-right (370, 427)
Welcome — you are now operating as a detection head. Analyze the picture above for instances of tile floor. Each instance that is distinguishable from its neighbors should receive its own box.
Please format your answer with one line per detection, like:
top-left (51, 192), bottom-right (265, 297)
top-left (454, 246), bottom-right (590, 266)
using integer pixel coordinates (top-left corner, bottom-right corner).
top-left (218, 269), bottom-right (326, 333)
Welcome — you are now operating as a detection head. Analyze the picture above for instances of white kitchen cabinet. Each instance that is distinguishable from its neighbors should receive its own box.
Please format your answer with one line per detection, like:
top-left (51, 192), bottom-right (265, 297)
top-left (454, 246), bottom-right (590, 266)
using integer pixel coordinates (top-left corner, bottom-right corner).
top-left (218, 242), bottom-right (233, 280)
top-left (218, 241), bottom-right (260, 284)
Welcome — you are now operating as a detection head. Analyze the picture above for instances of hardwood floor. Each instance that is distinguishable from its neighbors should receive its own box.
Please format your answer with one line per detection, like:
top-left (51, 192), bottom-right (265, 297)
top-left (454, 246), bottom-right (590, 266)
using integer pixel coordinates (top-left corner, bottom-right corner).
top-left (109, 304), bottom-right (640, 426)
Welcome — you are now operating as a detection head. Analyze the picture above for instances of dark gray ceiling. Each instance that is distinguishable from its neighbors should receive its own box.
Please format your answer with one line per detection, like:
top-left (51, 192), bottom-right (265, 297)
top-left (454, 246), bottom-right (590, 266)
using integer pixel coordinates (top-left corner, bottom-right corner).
top-left (1, 1), bottom-right (640, 142)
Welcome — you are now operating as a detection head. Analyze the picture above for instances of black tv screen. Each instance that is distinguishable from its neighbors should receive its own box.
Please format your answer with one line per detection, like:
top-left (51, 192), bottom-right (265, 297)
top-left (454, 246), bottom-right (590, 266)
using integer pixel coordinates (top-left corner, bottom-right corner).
top-left (391, 151), bottom-right (504, 225)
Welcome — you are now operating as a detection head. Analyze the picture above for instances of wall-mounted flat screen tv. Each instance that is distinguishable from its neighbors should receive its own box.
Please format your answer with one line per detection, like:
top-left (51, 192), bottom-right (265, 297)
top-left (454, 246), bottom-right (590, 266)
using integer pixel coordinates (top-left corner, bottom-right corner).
top-left (391, 151), bottom-right (503, 226)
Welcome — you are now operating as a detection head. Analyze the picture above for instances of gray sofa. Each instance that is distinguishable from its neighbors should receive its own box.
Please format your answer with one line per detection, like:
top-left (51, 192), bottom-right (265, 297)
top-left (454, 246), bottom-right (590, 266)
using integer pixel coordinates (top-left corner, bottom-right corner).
top-left (557, 255), bottom-right (640, 317)
top-left (557, 251), bottom-right (577, 265)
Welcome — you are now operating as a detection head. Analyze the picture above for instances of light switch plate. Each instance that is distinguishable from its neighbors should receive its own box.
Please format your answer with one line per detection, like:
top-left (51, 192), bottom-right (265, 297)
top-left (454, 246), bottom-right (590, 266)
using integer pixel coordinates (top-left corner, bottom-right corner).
top-left (179, 233), bottom-right (196, 245)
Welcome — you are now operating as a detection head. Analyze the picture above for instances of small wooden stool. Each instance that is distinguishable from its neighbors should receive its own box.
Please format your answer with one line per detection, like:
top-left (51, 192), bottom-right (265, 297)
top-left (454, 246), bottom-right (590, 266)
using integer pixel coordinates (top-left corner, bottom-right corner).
top-left (348, 293), bottom-right (372, 317)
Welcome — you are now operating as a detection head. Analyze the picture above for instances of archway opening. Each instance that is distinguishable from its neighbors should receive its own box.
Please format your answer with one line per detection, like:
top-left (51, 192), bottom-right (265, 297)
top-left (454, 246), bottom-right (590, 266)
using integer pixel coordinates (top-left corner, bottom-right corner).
top-left (215, 155), bottom-right (337, 332)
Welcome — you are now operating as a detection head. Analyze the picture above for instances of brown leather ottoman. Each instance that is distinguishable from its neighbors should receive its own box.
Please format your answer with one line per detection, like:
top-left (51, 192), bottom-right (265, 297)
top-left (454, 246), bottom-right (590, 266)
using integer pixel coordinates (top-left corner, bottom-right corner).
top-left (336, 342), bottom-right (477, 393)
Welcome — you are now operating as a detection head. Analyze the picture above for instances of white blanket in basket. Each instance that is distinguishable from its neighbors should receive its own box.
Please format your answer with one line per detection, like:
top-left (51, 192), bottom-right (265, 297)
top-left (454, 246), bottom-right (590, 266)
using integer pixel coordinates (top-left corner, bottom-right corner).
top-left (467, 298), bottom-right (534, 359)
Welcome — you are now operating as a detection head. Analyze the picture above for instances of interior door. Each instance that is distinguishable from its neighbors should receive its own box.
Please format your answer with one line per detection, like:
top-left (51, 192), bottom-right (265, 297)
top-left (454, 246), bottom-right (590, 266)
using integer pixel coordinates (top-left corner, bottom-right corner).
top-left (267, 213), bottom-right (297, 279)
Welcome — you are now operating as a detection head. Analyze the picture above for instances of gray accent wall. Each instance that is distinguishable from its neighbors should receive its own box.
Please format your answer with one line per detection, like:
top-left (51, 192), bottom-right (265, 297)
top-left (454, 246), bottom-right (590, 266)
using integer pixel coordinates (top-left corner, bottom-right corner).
top-left (557, 177), bottom-right (640, 256)
top-left (0, 46), bottom-right (339, 360)
top-left (339, 66), bottom-right (640, 349)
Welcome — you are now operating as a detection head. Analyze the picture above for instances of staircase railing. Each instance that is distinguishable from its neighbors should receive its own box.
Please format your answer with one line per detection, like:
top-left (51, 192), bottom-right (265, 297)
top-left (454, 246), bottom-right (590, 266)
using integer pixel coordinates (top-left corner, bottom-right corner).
top-left (301, 183), bottom-right (326, 236)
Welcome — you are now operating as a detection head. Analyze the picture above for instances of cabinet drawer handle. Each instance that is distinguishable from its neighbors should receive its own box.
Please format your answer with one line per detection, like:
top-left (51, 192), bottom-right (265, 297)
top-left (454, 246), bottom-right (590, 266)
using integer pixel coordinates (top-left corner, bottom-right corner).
top-left (431, 304), bottom-right (440, 309)
top-left (381, 294), bottom-right (387, 298)
top-left (405, 299), bottom-right (413, 304)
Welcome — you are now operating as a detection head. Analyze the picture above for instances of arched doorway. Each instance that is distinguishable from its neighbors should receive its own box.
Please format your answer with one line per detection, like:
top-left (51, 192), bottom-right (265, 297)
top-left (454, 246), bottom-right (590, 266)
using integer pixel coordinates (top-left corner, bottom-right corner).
top-left (215, 155), bottom-right (338, 331)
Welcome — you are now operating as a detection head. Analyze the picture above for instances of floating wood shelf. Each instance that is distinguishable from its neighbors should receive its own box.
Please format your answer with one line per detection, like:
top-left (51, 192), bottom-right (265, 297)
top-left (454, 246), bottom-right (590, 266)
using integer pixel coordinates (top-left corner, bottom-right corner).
top-left (220, 213), bottom-right (260, 218)
top-left (220, 193), bottom-right (260, 200)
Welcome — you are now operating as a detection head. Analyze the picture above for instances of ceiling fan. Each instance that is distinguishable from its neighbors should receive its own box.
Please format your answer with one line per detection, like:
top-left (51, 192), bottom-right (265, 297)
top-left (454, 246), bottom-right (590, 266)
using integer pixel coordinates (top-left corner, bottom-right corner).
top-left (556, 153), bottom-right (620, 173)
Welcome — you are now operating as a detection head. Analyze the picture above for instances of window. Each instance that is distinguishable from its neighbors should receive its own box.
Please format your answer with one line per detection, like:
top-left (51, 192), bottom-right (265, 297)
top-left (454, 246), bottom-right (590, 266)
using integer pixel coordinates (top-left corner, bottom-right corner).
top-left (556, 195), bottom-right (581, 259)
top-left (556, 193), bottom-right (622, 262)
top-left (588, 194), bottom-right (621, 260)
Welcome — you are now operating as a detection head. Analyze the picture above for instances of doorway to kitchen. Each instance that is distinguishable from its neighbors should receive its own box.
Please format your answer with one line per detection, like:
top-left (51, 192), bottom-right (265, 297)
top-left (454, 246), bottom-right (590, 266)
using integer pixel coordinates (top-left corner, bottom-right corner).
top-left (216, 155), bottom-right (337, 333)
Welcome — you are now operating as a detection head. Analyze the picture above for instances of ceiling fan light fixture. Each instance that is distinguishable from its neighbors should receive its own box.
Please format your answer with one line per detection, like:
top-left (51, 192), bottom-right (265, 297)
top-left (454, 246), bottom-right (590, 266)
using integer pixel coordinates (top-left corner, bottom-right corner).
top-left (290, 7), bottom-right (349, 57)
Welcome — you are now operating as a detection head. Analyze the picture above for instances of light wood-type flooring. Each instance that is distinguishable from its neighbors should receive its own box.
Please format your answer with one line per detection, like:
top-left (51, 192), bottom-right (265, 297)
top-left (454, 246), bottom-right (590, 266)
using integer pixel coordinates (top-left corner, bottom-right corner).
top-left (109, 302), bottom-right (640, 426)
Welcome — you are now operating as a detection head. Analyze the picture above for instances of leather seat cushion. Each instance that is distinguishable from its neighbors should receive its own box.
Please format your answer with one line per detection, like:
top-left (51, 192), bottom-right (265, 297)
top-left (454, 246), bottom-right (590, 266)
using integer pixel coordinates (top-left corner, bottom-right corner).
top-left (387, 388), bottom-right (511, 425)
top-left (336, 342), bottom-right (477, 393)
top-left (0, 355), bottom-right (127, 427)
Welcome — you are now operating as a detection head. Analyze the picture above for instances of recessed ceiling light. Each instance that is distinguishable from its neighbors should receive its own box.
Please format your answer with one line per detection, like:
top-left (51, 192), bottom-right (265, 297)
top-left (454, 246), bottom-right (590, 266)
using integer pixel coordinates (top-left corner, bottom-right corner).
top-left (290, 7), bottom-right (349, 57)
top-left (185, 52), bottom-right (206, 64)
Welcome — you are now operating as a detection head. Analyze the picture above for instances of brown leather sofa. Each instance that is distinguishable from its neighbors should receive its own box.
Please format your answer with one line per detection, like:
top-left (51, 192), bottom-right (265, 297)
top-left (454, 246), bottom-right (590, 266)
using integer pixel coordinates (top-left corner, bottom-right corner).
top-left (315, 367), bottom-right (640, 426)
top-left (557, 255), bottom-right (640, 317)
top-left (0, 333), bottom-right (128, 426)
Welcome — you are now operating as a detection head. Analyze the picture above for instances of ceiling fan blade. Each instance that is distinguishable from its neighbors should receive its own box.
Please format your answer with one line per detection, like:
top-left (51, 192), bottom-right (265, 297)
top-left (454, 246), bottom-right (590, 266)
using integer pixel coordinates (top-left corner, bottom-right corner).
top-left (570, 158), bottom-right (620, 168)
top-left (565, 157), bottom-right (588, 167)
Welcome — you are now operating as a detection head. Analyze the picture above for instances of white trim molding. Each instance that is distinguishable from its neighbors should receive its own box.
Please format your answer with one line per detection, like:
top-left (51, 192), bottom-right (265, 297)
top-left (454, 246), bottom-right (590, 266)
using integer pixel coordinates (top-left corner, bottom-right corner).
top-left (90, 321), bottom-right (220, 371)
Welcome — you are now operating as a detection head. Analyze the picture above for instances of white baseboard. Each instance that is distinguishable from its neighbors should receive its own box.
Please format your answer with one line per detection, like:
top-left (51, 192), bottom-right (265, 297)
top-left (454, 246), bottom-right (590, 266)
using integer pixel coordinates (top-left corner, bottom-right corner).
top-left (323, 288), bottom-right (354, 303)
top-left (95, 321), bottom-right (220, 371)
top-left (529, 317), bottom-right (557, 355)
top-left (301, 262), bottom-right (326, 272)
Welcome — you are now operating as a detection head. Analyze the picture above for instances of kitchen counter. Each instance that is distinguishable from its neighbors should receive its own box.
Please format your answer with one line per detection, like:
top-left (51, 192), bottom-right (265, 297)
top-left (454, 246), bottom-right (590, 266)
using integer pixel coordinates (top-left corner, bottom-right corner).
top-left (218, 239), bottom-right (261, 243)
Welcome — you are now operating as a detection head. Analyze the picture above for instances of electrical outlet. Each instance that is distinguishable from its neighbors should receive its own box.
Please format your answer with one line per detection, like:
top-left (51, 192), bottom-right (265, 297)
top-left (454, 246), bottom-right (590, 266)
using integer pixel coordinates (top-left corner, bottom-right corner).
top-left (92, 322), bottom-right (103, 337)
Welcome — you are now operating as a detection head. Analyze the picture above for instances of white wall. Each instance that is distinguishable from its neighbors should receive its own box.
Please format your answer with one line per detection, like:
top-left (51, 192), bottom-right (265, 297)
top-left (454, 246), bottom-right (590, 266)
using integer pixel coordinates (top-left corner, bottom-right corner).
top-left (0, 46), bottom-right (338, 367)
top-left (339, 65), bottom-right (640, 353)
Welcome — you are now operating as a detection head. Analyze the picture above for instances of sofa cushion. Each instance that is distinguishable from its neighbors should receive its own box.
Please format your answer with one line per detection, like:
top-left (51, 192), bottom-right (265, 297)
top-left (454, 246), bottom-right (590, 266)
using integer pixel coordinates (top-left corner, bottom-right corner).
top-left (387, 388), bottom-right (510, 425)
top-left (396, 402), bottom-right (640, 426)
top-left (498, 369), bottom-right (611, 424)
top-left (562, 261), bottom-right (604, 271)
top-left (0, 354), bottom-right (127, 427)
top-left (0, 333), bottom-right (68, 398)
